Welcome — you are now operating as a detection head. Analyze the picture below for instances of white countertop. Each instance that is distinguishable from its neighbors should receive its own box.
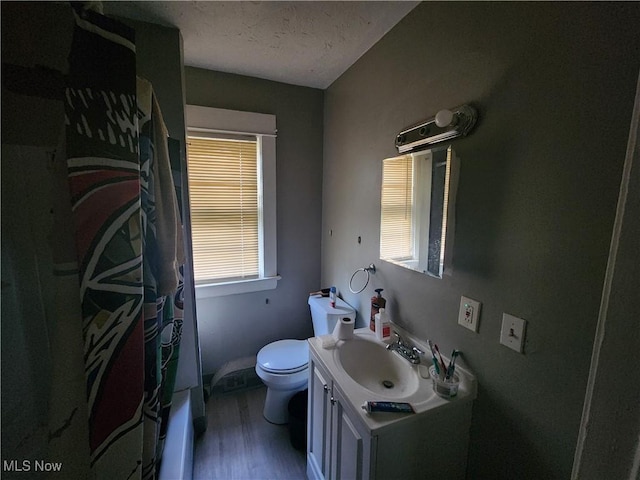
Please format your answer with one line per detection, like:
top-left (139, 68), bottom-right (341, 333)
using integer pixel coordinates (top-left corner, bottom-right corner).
top-left (308, 327), bottom-right (477, 434)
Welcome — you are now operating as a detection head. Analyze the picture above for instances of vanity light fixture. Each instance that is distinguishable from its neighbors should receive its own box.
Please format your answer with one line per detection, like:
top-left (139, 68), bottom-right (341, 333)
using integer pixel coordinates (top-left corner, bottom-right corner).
top-left (395, 104), bottom-right (478, 154)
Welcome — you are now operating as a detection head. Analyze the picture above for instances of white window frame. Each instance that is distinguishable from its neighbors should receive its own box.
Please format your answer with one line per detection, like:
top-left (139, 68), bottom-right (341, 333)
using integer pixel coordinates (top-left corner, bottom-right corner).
top-left (186, 105), bottom-right (280, 298)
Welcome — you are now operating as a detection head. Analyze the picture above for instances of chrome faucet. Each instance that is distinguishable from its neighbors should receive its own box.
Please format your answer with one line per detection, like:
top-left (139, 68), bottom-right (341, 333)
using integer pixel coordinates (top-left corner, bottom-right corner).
top-left (386, 331), bottom-right (424, 365)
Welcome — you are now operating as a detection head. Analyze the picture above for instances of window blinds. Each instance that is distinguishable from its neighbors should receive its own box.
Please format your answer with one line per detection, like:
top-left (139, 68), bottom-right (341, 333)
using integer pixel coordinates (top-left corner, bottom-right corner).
top-left (187, 136), bottom-right (259, 283)
top-left (380, 155), bottom-right (414, 260)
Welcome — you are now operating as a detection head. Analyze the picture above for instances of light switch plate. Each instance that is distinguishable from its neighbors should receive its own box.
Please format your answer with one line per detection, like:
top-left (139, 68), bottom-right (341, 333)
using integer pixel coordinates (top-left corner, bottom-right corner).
top-left (500, 313), bottom-right (526, 353)
top-left (458, 296), bottom-right (481, 332)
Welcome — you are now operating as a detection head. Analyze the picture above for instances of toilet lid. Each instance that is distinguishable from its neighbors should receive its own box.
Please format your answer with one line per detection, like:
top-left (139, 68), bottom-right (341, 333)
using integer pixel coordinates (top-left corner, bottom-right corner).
top-left (258, 339), bottom-right (309, 374)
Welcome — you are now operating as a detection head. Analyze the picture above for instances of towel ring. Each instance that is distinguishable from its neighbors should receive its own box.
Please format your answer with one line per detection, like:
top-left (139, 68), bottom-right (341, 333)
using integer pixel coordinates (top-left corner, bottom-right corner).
top-left (349, 264), bottom-right (376, 294)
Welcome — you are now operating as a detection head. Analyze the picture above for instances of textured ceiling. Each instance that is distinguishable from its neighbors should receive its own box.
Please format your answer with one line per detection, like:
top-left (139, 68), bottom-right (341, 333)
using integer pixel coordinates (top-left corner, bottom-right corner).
top-left (103, 1), bottom-right (419, 89)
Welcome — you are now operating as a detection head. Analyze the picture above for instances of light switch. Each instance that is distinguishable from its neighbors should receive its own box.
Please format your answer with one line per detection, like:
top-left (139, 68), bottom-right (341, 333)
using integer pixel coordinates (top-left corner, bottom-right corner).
top-left (500, 313), bottom-right (526, 353)
top-left (458, 296), bottom-right (481, 332)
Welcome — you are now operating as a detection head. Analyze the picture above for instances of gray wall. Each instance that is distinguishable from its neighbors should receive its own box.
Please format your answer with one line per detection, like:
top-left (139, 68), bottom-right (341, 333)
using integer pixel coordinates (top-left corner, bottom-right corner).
top-left (185, 67), bottom-right (324, 375)
top-left (322, 3), bottom-right (640, 478)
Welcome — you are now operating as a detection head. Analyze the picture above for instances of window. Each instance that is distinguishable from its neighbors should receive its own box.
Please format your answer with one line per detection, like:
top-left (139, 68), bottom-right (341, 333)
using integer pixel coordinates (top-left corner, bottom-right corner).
top-left (188, 135), bottom-right (259, 281)
top-left (186, 105), bottom-right (279, 298)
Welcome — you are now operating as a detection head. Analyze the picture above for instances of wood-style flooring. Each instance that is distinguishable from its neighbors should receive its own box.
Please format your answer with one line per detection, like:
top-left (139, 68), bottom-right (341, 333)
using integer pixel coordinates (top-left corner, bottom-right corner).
top-left (194, 386), bottom-right (307, 480)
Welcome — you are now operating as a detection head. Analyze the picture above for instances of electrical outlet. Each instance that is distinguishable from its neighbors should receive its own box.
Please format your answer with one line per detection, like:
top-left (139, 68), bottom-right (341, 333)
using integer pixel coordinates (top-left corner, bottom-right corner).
top-left (500, 313), bottom-right (527, 353)
top-left (458, 296), bottom-right (481, 332)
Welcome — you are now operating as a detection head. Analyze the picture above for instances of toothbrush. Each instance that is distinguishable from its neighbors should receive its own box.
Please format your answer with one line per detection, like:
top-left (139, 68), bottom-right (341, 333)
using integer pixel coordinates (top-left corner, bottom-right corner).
top-left (431, 357), bottom-right (441, 377)
top-left (427, 339), bottom-right (436, 356)
top-left (427, 339), bottom-right (437, 360)
top-left (446, 350), bottom-right (459, 380)
top-left (433, 344), bottom-right (448, 377)
top-left (427, 340), bottom-right (443, 379)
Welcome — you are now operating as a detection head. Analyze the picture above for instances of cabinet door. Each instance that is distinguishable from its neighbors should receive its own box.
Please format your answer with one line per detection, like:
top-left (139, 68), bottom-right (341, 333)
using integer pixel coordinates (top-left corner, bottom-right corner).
top-left (330, 387), bottom-right (365, 480)
top-left (308, 359), bottom-right (332, 479)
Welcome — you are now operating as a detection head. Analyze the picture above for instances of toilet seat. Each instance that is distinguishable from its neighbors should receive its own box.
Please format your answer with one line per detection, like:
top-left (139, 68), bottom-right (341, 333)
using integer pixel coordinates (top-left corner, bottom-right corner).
top-left (257, 339), bottom-right (308, 374)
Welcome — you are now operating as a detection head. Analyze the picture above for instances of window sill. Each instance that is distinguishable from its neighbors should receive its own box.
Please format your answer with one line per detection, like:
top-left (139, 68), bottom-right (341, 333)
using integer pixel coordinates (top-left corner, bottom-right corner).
top-left (195, 275), bottom-right (281, 299)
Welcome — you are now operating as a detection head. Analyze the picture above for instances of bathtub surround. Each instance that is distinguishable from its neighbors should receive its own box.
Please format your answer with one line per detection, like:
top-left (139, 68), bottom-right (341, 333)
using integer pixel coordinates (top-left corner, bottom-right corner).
top-left (321, 3), bottom-right (640, 478)
top-left (158, 390), bottom-right (193, 480)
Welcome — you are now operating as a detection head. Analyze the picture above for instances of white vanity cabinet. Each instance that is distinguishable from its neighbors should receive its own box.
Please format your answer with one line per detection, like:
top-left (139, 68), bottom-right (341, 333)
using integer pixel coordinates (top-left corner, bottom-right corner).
top-left (307, 357), bottom-right (332, 479)
top-left (330, 385), bottom-right (370, 479)
top-left (308, 356), bottom-right (372, 480)
top-left (306, 332), bottom-right (476, 480)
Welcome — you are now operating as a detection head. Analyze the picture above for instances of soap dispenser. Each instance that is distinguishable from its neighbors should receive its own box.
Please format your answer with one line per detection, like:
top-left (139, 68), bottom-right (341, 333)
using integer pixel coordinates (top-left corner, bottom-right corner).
top-left (370, 288), bottom-right (386, 331)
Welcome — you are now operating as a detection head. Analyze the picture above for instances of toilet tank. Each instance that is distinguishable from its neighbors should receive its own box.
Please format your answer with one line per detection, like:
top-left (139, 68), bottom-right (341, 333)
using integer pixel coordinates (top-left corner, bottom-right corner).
top-left (308, 295), bottom-right (356, 336)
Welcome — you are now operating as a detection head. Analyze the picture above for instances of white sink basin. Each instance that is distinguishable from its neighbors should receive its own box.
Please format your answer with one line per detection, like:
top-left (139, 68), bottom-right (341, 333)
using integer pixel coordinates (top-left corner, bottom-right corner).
top-left (334, 336), bottom-right (421, 399)
top-left (310, 328), bottom-right (477, 431)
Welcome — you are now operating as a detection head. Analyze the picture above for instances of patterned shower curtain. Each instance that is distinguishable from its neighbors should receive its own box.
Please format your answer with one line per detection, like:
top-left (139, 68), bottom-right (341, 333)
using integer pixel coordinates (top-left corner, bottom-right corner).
top-left (50, 5), bottom-right (184, 478)
top-left (137, 76), bottom-right (185, 477)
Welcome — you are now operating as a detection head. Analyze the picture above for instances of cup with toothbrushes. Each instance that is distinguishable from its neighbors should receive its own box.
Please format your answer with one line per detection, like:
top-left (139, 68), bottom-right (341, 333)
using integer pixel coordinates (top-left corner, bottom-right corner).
top-left (429, 365), bottom-right (460, 399)
top-left (427, 345), bottom-right (460, 399)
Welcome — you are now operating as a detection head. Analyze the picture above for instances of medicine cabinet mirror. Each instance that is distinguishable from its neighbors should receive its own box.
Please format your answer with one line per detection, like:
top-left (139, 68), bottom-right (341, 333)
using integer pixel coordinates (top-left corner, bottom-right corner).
top-left (379, 145), bottom-right (458, 278)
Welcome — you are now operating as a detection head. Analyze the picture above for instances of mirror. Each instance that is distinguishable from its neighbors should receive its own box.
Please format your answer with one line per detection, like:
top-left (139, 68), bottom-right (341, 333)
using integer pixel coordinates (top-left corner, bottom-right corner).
top-left (379, 145), bottom-right (458, 278)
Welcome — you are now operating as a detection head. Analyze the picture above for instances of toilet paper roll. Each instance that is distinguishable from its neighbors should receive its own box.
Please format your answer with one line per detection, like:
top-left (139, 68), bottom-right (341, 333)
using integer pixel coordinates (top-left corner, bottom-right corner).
top-left (332, 317), bottom-right (355, 341)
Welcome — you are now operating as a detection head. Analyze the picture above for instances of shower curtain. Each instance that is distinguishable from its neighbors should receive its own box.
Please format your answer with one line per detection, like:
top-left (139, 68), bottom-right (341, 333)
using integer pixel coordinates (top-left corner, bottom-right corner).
top-left (47, 5), bottom-right (184, 479)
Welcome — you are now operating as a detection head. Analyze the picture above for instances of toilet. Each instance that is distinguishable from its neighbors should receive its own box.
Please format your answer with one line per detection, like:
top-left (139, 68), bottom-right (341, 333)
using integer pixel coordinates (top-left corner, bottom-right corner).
top-left (255, 295), bottom-right (356, 424)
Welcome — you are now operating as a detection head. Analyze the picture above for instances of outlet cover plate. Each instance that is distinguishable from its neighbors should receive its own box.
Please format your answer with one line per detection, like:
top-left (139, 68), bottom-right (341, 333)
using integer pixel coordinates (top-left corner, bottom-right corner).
top-left (458, 296), bottom-right (481, 332)
top-left (500, 313), bottom-right (527, 353)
